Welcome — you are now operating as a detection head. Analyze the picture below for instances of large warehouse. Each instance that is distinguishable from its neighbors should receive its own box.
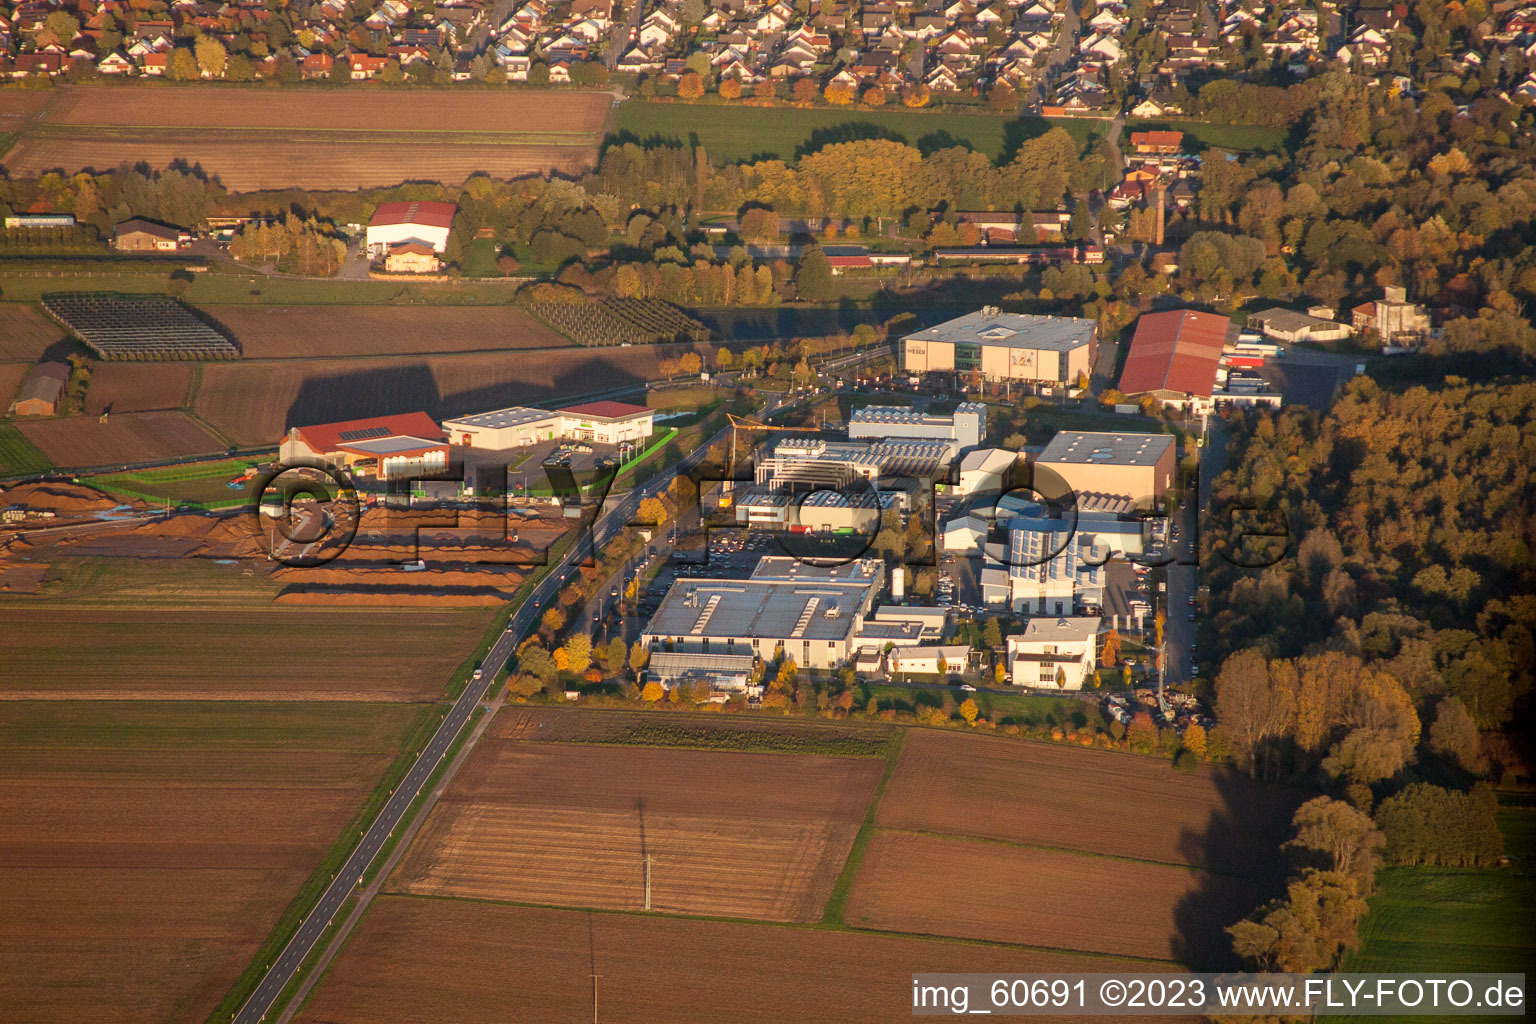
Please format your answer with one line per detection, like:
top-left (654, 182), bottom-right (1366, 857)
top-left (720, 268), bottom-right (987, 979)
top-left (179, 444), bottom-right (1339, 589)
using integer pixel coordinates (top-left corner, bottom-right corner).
top-left (1031, 430), bottom-right (1176, 506)
top-left (281, 412), bottom-right (449, 481)
top-left (442, 401), bottom-right (654, 448)
top-left (900, 308), bottom-right (1097, 386)
top-left (1118, 309), bottom-right (1231, 410)
top-left (640, 558), bottom-right (885, 670)
top-left (365, 200), bottom-right (457, 256)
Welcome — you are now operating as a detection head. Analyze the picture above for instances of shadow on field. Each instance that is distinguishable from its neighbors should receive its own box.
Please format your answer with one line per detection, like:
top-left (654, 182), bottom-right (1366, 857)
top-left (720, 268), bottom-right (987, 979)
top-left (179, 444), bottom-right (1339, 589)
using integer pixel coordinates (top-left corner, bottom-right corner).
top-left (1169, 768), bottom-right (1304, 970)
top-left (281, 356), bottom-right (654, 434)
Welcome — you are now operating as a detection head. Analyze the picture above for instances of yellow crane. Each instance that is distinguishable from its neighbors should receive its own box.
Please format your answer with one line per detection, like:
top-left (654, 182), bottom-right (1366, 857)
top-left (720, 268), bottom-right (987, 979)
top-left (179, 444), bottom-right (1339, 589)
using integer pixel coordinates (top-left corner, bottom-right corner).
top-left (719, 412), bottom-right (822, 508)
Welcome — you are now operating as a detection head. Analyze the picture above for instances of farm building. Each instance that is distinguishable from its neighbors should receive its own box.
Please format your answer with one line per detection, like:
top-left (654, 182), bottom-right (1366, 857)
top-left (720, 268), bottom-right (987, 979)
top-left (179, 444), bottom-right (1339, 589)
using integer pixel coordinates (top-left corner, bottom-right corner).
top-left (1247, 307), bottom-right (1352, 344)
top-left (900, 307), bottom-right (1097, 387)
top-left (1007, 616), bottom-right (1101, 689)
top-left (383, 242), bottom-right (441, 273)
top-left (7, 361), bottom-right (69, 416)
top-left (365, 200), bottom-right (456, 257)
top-left (847, 402), bottom-right (984, 456)
top-left (1032, 431), bottom-right (1176, 506)
top-left (1118, 309), bottom-right (1232, 411)
top-left (113, 218), bottom-right (181, 252)
top-left (640, 557), bottom-right (885, 670)
top-left (443, 401), bottom-right (654, 449)
top-left (280, 412), bottom-right (448, 481)
top-left (5, 213), bottom-right (75, 228)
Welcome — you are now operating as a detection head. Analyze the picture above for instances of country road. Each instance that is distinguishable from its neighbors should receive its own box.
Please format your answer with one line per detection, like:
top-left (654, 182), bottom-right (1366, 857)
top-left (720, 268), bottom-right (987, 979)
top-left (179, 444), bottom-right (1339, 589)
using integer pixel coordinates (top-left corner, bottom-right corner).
top-left (228, 425), bottom-right (730, 1024)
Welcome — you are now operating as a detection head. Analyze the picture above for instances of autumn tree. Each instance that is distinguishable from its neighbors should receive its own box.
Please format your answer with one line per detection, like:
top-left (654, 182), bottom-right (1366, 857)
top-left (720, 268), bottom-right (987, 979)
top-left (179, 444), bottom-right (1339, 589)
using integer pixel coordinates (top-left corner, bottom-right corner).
top-left (1286, 797), bottom-right (1384, 892)
top-left (718, 76), bottom-right (742, 100)
top-left (1374, 783), bottom-right (1503, 867)
top-left (562, 633), bottom-right (593, 674)
top-left (168, 47), bottom-right (199, 81)
top-left (1182, 722), bottom-right (1207, 758)
top-left (1427, 697), bottom-right (1487, 774)
top-left (541, 607), bottom-right (566, 637)
top-left (677, 72), bottom-right (705, 100)
top-left (795, 243), bottom-right (834, 302)
top-left (902, 83), bottom-right (930, 108)
top-left (792, 77), bottom-right (817, 103)
top-left (1228, 870), bottom-right (1369, 972)
top-left (960, 698), bottom-right (979, 725)
top-left (194, 36), bottom-right (227, 78)
top-left (824, 82), bottom-right (854, 105)
top-left (861, 86), bottom-right (886, 106)
top-left (629, 641), bottom-right (649, 674)
top-left (642, 680), bottom-right (665, 702)
top-left (1214, 650), bottom-right (1297, 778)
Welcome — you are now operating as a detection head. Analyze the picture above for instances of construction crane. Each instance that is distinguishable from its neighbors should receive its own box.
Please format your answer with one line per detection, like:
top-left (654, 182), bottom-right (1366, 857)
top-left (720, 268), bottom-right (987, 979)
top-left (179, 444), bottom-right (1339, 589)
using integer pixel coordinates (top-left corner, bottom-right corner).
top-left (719, 412), bottom-right (822, 508)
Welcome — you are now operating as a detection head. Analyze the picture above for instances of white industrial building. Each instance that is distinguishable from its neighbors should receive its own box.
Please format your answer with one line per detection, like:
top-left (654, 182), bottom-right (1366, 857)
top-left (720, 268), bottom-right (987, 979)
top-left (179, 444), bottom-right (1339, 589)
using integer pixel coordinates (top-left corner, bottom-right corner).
top-left (888, 644), bottom-right (973, 678)
top-left (443, 401), bottom-right (654, 449)
top-left (365, 200), bottom-right (457, 256)
top-left (996, 522), bottom-right (1106, 615)
top-left (957, 447), bottom-right (1017, 496)
top-left (900, 308), bottom-right (1098, 386)
top-left (1007, 616), bottom-right (1101, 690)
top-left (848, 402), bottom-right (985, 457)
top-left (639, 558), bottom-right (886, 670)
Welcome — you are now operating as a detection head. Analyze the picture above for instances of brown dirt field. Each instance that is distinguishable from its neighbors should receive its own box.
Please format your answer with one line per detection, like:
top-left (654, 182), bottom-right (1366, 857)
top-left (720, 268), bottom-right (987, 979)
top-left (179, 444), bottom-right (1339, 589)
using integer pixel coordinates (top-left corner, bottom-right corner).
top-left (205, 305), bottom-right (573, 358)
top-left (193, 345), bottom-right (687, 446)
top-left (0, 362), bottom-right (29, 407)
top-left (0, 605), bottom-right (493, 701)
top-left (0, 88), bottom-right (58, 122)
top-left (0, 303), bottom-right (64, 360)
top-left (0, 480), bottom-right (123, 514)
top-left (3, 136), bottom-right (597, 191)
top-left (83, 363), bottom-right (191, 414)
top-left (297, 897), bottom-right (1198, 1024)
top-left (845, 831), bottom-right (1268, 966)
top-left (44, 86), bottom-right (612, 133)
top-left (390, 731), bottom-right (882, 922)
top-left (0, 700), bottom-right (428, 1024)
top-left (15, 410), bottom-right (224, 467)
top-left (877, 730), bottom-right (1301, 877)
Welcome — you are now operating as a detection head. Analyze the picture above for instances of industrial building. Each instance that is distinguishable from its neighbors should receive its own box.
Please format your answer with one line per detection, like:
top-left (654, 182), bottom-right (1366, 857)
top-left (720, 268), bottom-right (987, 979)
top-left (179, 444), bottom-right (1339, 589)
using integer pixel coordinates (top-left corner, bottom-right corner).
top-left (639, 558), bottom-right (885, 670)
top-left (847, 402), bottom-right (984, 456)
top-left (279, 412), bottom-right (448, 481)
top-left (956, 447), bottom-right (1018, 497)
top-left (899, 308), bottom-right (1098, 386)
top-left (993, 523), bottom-right (1106, 615)
top-left (1007, 616), bottom-right (1101, 689)
top-left (365, 200), bottom-right (457, 257)
top-left (754, 437), bottom-right (951, 489)
top-left (732, 486), bottom-right (899, 533)
top-left (1032, 431), bottom-right (1177, 507)
top-left (1118, 309), bottom-right (1232, 411)
top-left (442, 401), bottom-right (654, 449)
top-left (1350, 286), bottom-right (1430, 346)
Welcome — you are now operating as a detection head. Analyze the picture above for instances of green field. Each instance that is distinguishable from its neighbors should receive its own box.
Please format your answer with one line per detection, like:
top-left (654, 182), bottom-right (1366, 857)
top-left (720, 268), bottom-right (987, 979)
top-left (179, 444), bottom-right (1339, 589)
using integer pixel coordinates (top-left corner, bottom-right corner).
top-left (611, 100), bottom-right (1100, 163)
top-left (87, 454), bottom-right (269, 506)
top-left (1341, 805), bottom-right (1534, 1019)
top-left (868, 683), bottom-right (1093, 728)
top-left (0, 420), bottom-right (52, 476)
top-left (1126, 118), bottom-right (1291, 154)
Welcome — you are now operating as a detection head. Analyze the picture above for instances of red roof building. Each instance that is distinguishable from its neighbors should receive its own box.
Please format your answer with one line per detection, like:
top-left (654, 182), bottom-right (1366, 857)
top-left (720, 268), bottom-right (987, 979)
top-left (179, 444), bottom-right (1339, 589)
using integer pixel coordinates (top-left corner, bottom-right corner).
top-left (1118, 309), bottom-right (1230, 408)
top-left (280, 412), bottom-right (448, 480)
top-left (1129, 130), bottom-right (1184, 154)
top-left (560, 400), bottom-right (651, 421)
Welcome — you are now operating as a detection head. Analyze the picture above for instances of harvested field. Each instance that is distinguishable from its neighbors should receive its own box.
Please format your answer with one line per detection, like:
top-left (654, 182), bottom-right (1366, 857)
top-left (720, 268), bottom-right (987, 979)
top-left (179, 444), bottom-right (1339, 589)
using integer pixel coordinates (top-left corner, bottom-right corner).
top-left (845, 831), bottom-right (1267, 966)
top-left (192, 345), bottom-right (688, 445)
top-left (15, 409), bottom-right (223, 467)
top-left (0, 700), bottom-right (431, 1024)
top-left (204, 304), bottom-right (573, 359)
top-left (0, 361), bottom-right (29, 406)
top-left (390, 728), bottom-right (882, 921)
top-left (0, 88), bottom-right (58, 123)
top-left (5, 136), bottom-right (597, 191)
top-left (83, 362), bottom-right (191, 414)
top-left (44, 86), bottom-right (612, 134)
top-left (0, 555), bottom-right (494, 699)
top-left (0, 303), bottom-right (64, 360)
top-left (297, 897), bottom-right (1196, 1024)
top-left (877, 730), bottom-right (1301, 876)
top-left (8, 87), bottom-right (614, 190)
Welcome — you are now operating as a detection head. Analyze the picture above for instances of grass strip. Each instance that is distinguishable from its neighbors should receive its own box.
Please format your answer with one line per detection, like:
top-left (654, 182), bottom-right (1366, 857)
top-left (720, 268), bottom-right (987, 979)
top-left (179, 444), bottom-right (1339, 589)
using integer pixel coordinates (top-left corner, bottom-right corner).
top-left (820, 728), bottom-right (906, 928)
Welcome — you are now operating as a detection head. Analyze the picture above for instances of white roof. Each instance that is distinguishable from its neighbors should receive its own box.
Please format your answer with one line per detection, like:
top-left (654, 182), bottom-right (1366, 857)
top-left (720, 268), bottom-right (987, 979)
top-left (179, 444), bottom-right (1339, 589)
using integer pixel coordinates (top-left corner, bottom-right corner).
top-left (960, 447), bottom-right (1016, 474)
top-left (1017, 615), bottom-right (1101, 643)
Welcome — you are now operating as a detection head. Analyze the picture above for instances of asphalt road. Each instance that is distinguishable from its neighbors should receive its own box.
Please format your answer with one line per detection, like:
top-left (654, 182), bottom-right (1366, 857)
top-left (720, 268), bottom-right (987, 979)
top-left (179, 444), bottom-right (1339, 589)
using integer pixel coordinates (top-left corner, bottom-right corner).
top-left (229, 428), bottom-right (728, 1024)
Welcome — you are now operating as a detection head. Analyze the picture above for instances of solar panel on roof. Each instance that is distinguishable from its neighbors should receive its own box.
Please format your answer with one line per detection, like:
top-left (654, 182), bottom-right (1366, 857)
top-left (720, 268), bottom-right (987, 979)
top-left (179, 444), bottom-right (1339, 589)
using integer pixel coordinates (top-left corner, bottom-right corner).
top-left (338, 426), bottom-right (393, 442)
